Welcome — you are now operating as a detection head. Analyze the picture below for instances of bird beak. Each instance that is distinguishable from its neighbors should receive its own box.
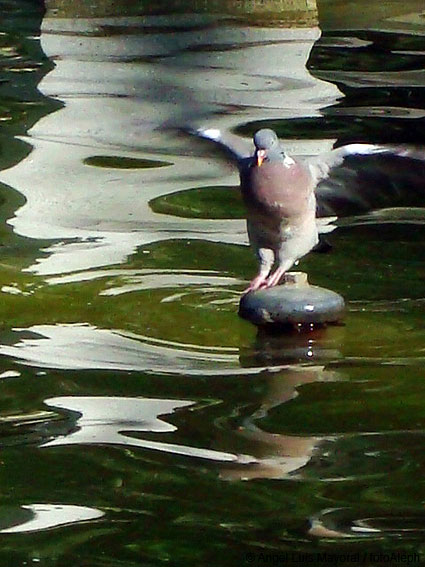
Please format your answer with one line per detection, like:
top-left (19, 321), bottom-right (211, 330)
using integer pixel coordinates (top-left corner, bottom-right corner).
top-left (257, 150), bottom-right (266, 167)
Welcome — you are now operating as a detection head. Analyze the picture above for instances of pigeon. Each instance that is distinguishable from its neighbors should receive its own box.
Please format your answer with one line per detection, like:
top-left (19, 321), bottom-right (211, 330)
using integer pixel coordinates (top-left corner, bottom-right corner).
top-left (194, 127), bottom-right (425, 293)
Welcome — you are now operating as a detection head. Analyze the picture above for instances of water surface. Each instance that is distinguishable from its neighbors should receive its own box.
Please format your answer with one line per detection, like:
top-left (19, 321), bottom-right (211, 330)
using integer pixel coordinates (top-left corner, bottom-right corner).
top-left (0, 1), bottom-right (424, 565)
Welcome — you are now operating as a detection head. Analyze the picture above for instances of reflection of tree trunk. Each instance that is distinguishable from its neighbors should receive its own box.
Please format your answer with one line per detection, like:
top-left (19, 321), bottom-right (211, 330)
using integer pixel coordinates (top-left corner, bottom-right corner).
top-left (46, 0), bottom-right (318, 26)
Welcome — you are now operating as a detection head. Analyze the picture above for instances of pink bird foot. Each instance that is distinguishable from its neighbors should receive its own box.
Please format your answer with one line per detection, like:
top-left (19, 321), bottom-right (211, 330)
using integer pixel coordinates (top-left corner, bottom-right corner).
top-left (263, 267), bottom-right (287, 289)
top-left (243, 273), bottom-right (269, 294)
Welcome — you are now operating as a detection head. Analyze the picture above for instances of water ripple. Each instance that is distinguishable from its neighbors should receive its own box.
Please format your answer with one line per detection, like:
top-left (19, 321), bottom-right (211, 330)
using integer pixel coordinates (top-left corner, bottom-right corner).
top-left (0, 324), bottom-right (260, 375)
top-left (309, 507), bottom-right (425, 539)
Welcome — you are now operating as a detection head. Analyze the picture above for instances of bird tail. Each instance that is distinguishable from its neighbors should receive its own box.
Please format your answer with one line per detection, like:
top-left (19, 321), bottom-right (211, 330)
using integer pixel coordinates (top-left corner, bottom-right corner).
top-left (316, 216), bottom-right (337, 234)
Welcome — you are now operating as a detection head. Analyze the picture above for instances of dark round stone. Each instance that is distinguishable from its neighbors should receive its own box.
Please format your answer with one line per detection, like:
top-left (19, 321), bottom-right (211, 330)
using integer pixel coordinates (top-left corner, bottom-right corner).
top-left (239, 275), bottom-right (345, 327)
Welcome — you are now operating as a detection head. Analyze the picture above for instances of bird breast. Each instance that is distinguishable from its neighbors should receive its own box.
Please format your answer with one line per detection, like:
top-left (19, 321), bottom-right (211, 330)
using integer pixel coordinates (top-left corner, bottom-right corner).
top-left (241, 161), bottom-right (314, 218)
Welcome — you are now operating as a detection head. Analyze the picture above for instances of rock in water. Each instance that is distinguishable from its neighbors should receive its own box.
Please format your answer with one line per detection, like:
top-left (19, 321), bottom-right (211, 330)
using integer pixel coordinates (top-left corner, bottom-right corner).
top-left (239, 272), bottom-right (345, 328)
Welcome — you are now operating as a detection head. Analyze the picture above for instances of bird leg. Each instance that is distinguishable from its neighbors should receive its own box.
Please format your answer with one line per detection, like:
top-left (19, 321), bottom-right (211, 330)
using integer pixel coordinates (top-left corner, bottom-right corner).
top-left (243, 247), bottom-right (274, 294)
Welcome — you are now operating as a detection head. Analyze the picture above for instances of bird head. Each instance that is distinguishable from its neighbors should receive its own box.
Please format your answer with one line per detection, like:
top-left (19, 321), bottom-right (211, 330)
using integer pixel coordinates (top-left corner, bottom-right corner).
top-left (253, 129), bottom-right (282, 167)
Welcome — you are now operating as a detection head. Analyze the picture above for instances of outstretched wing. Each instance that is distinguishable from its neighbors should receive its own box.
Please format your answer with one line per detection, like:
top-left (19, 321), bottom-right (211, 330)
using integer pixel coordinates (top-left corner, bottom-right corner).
top-left (190, 127), bottom-right (253, 167)
top-left (307, 144), bottom-right (425, 217)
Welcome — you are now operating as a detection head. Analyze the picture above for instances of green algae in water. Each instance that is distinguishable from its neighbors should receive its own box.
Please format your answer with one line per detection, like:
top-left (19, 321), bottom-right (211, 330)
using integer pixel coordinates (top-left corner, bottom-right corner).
top-left (149, 186), bottom-right (244, 219)
top-left (84, 155), bottom-right (172, 169)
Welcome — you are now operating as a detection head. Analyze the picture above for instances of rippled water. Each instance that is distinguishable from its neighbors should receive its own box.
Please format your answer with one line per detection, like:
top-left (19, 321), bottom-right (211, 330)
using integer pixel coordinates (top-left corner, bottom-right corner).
top-left (0, 0), bottom-right (424, 564)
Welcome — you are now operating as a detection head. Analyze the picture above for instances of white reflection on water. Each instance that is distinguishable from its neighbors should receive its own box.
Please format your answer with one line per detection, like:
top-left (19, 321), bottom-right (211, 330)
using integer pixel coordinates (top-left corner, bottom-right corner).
top-left (0, 504), bottom-right (104, 534)
top-left (0, 323), bottom-right (255, 374)
top-left (35, 368), bottom-right (341, 479)
top-left (53, 269), bottom-right (241, 295)
top-left (309, 507), bottom-right (425, 539)
top-left (0, 15), bottom-right (340, 276)
top-left (5, 138), bottom-right (246, 276)
top-left (0, 321), bottom-right (345, 375)
top-left (0, 325), bottom-right (344, 478)
top-left (46, 268), bottom-right (243, 306)
top-left (42, 396), bottom-right (254, 464)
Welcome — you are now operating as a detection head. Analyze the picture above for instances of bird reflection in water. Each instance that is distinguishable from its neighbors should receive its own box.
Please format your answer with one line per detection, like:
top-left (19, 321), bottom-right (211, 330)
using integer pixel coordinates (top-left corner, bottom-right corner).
top-left (218, 326), bottom-right (342, 480)
top-left (36, 326), bottom-right (344, 482)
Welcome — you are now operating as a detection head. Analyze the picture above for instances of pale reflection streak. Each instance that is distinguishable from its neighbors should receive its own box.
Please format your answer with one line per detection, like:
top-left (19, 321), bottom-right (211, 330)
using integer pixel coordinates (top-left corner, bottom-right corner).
top-left (45, 268), bottom-right (243, 302)
top-left (0, 324), bottom-right (257, 375)
top-left (309, 507), bottom-right (425, 539)
top-left (0, 16), bottom-right (340, 276)
top-left (6, 138), bottom-right (245, 276)
top-left (46, 268), bottom-right (231, 286)
top-left (41, 386), bottom-right (332, 477)
top-left (0, 322), bottom-right (343, 379)
top-left (0, 322), bottom-right (344, 478)
top-left (42, 396), bottom-right (255, 464)
top-left (0, 504), bottom-right (104, 534)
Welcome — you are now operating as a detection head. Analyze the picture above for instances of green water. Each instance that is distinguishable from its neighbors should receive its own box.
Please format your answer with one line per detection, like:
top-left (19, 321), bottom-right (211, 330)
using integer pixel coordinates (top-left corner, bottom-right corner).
top-left (0, 0), bottom-right (424, 565)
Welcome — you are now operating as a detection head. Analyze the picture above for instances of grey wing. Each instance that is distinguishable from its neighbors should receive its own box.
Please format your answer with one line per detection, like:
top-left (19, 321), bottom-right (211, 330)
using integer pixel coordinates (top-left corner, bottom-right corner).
top-left (308, 143), bottom-right (425, 185)
top-left (306, 144), bottom-right (425, 218)
top-left (192, 127), bottom-right (253, 165)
